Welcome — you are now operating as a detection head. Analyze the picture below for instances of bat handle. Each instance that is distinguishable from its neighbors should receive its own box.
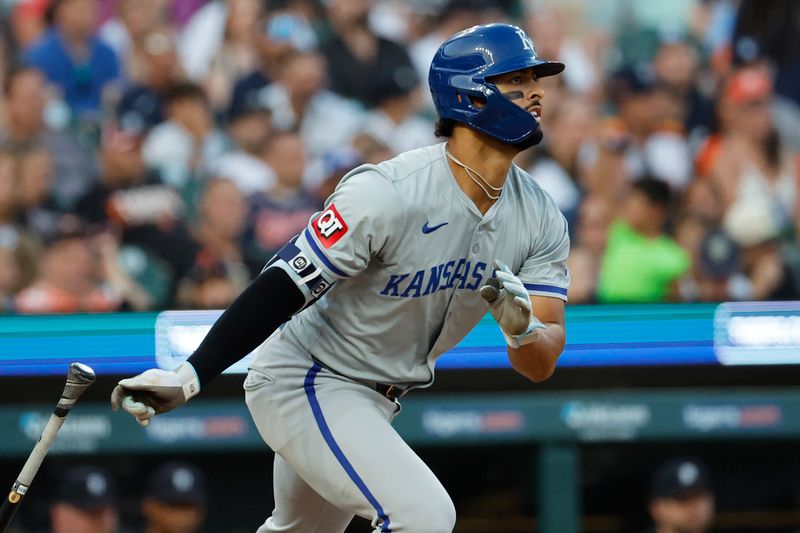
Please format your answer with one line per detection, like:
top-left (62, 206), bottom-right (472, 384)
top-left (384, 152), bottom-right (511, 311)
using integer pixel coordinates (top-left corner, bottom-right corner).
top-left (0, 482), bottom-right (25, 532)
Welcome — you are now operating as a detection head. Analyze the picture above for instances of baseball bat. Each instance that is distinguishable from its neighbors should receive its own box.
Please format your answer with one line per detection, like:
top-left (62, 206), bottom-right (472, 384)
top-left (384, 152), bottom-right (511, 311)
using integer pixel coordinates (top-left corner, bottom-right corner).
top-left (0, 362), bottom-right (96, 532)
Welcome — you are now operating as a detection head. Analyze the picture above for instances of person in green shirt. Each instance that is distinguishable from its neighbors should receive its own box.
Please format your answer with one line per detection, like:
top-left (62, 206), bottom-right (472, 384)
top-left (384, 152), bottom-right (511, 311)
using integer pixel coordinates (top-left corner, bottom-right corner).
top-left (598, 178), bottom-right (690, 302)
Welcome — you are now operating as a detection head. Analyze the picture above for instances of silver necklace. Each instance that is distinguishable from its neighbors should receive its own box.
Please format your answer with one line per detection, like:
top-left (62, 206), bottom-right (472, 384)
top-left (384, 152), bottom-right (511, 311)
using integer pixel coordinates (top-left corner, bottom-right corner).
top-left (445, 148), bottom-right (502, 200)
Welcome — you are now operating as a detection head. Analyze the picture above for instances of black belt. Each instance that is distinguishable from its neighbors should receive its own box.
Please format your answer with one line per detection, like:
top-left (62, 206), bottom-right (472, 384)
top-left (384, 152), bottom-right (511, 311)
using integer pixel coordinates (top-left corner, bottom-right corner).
top-left (311, 357), bottom-right (407, 400)
top-left (374, 383), bottom-right (407, 400)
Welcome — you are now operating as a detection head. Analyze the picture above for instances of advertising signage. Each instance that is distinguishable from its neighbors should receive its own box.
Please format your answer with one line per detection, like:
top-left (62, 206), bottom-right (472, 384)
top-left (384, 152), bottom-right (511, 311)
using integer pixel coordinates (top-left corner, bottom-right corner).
top-left (1, 303), bottom-right (799, 376)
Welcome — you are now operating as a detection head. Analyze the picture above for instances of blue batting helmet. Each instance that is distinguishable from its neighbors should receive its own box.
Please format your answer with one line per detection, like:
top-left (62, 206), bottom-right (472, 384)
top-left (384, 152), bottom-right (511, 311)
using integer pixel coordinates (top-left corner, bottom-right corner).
top-left (428, 23), bottom-right (564, 146)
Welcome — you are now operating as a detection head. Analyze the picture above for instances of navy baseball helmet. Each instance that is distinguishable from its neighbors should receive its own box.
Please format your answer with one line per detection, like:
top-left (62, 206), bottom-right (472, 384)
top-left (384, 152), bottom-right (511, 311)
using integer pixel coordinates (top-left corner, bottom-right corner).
top-left (429, 23), bottom-right (564, 147)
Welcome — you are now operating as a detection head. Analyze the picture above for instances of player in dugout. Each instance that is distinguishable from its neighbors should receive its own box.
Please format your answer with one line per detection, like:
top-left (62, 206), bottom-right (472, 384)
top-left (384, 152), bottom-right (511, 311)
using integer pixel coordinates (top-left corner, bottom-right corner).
top-left (112, 23), bottom-right (570, 533)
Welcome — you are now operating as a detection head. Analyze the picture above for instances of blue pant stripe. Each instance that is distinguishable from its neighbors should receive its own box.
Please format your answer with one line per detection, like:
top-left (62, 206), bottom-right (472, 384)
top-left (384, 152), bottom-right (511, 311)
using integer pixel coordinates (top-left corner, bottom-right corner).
top-left (304, 363), bottom-right (392, 532)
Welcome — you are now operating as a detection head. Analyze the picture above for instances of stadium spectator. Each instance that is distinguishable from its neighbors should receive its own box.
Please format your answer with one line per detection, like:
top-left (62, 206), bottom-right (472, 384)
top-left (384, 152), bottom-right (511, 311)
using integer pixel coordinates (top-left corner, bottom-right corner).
top-left (176, 177), bottom-right (250, 309)
top-left (22, 0), bottom-right (121, 119)
top-left (581, 117), bottom-right (634, 209)
top-left (141, 82), bottom-right (229, 192)
top-left (9, 0), bottom-right (51, 49)
top-left (722, 192), bottom-right (800, 301)
top-left (213, 86), bottom-right (275, 197)
top-left (322, 0), bottom-right (418, 109)
top-left (0, 146), bottom-right (40, 311)
top-left (115, 24), bottom-right (186, 133)
top-left (523, 95), bottom-right (597, 225)
top-left (597, 178), bottom-right (690, 303)
top-left (98, 0), bottom-right (167, 84)
top-left (14, 217), bottom-right (130, 313)
top-left (646, 458), bottom-right (715, 533)
top-left (1, 65), bottom-right (96, 207)
top-left (732, 0), bottom-right (800, 105)
top-left (680, 177), bottom-right (724, 226)
top-left (525, 4), bottom-right (602, 97)
top-left (141, 462), bottom-right (207, 533)
top-left (227, 41), bottom-right (273, 116)
top-left (178, 0), bottom-right (264, 112)
top-left (566, 196), bottom-right (611, 304)
top-left (176, 257), bottom-right (247, 309)
top-left (705, 67), bottom-right (799, 244)
top-left (77, 124), bottom-right (197, 305)
top-left (245, 131), bottom-right (319, 274)
top-left (257, 50), bottom-right (364, 161)
top-left (607, 66), bottom-right (692, 189)
top-left (191, 177), bottom-right (248, 267)
top-left (650, 37), bottom-right (715, 139)
top-left (11, 140), bottom-right (62, 240)
top-left (358, 68), bottom-right (436, 156)
top-left (225, 0), bottom-right (320, 127)
top-left (675, 214), bottom-right (751, 302)
top-left (50, 465), bottom-right (119, 533)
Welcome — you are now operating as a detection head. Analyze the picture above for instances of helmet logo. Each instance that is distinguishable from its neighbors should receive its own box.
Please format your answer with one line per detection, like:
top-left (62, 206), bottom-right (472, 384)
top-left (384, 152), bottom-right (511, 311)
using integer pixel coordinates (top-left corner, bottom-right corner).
top-left (515, 27), bottom-right (535, 54)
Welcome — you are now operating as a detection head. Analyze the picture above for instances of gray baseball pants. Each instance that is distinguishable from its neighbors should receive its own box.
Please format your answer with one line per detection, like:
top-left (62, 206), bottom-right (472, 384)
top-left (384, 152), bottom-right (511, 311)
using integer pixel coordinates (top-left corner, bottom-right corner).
top-left (244, 333), bottom-right (456, 533)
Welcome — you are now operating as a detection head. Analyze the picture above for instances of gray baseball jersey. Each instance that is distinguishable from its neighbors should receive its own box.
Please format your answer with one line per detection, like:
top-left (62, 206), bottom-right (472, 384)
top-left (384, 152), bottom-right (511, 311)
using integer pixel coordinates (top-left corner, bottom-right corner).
top-left (265, 142), bottom-right (570, 388)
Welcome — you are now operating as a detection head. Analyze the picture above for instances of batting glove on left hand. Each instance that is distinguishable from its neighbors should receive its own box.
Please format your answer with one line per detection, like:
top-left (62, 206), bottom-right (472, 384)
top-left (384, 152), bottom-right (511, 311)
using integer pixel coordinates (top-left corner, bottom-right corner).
top-left (480, 260), bottom-right (545, 348)
top-left (110, 362), bottom-right (200, 426)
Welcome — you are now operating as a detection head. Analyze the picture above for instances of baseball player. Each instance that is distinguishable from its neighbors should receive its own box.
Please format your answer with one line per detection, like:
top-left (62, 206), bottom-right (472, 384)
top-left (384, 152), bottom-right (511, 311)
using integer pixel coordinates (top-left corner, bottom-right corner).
top-left (111, 23), bottom-right (570, 533)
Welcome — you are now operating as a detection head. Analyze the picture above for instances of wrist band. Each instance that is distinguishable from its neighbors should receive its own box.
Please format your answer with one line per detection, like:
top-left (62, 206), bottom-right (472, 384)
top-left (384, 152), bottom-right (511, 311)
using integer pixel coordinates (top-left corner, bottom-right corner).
top-left (175, 362), bottom-right (201, 400)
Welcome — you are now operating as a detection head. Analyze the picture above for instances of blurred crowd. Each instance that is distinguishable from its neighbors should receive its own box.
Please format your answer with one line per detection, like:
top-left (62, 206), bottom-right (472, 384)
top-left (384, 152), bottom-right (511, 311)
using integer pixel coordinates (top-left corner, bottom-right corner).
top-left (0, 0), bottom-right (799, 313)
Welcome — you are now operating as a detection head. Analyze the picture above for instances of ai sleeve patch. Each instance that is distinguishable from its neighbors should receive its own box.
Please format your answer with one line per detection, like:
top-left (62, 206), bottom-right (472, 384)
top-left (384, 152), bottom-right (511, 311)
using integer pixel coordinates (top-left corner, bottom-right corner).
top-left (312, 204), bottom-right (348, 248)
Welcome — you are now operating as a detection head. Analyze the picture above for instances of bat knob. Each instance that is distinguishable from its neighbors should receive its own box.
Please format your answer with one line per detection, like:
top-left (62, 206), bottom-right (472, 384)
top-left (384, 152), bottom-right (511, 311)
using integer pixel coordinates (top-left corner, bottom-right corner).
top-left (68, 363), bottom-right (96, 385)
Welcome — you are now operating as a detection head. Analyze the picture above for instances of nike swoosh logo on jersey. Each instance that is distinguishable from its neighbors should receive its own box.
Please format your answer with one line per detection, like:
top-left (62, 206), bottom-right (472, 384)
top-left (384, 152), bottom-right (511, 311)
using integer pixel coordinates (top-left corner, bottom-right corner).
top-left (422, 221), bottom-right (448, 234)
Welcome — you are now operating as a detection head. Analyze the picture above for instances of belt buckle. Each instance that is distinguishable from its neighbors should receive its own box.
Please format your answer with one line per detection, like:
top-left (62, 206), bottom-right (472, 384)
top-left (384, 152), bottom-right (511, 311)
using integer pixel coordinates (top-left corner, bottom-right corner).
top-left (384, 385), bottom-right (398, 399)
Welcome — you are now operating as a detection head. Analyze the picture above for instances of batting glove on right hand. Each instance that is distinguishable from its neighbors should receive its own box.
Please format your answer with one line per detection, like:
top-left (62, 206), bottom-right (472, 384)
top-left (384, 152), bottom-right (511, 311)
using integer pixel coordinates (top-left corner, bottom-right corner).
top-left (110, 362), bottom-right (200, 426)
top-left (480, 260), bottom-right (545, 348)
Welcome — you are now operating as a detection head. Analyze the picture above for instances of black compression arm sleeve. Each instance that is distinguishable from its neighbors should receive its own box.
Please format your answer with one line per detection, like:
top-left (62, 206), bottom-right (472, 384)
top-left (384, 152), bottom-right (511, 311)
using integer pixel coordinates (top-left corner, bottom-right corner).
top-left (187, 266), bottom-right (305, 387)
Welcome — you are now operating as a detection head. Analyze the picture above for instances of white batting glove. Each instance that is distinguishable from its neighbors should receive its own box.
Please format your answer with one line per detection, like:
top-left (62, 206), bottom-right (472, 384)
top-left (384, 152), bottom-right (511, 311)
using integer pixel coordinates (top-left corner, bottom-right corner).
top-left (110, 362), bottom-right (200, 426)
top-left (480, 260), bottom-right (545, 348)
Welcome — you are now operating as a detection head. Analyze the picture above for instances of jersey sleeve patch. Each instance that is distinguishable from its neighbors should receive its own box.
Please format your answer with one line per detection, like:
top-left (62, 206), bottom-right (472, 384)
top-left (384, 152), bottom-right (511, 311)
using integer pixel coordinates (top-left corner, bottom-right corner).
top-left (312, 204), bottom-right (348, 249)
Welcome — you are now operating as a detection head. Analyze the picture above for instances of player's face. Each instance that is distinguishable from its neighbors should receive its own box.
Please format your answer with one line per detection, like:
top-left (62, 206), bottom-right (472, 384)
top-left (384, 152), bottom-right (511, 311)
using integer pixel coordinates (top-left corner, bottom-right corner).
top-left (488, 67), bottom-right (544, 124)
top-left (51, 504), bottom-right (118, 533)
top-left (650, 493), bottom-right (715, 533)
top-left (143, 499), bottom-right (205, 533)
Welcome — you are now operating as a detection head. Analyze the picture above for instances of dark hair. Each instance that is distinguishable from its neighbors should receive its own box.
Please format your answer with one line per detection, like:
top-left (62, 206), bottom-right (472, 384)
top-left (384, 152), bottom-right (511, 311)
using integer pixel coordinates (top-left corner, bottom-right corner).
top-left (434, 118), bottom-right (455, 138)
top-left (631, 177), bottom-right (672, 207)
top-left (163, 82), bottom-right (209, 108)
